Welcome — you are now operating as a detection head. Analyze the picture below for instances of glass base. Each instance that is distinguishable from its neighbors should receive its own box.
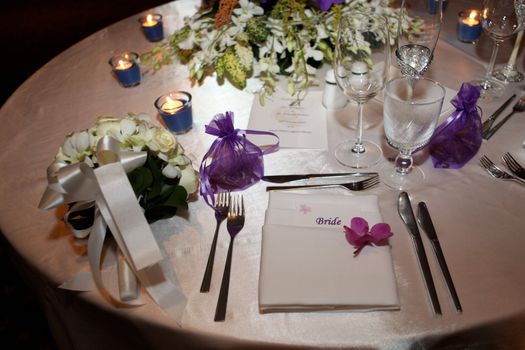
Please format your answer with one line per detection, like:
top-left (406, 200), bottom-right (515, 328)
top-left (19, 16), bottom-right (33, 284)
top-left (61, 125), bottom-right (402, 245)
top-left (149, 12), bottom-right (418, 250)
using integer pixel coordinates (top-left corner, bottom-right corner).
top-left (334, 140), bottom-right (382, 169)
top-left (493, 64), bottom-right (524, 83)
top-left (378, 162), bottom-right (425, 190)
top-left (471, 78), bottom-right (504, 99)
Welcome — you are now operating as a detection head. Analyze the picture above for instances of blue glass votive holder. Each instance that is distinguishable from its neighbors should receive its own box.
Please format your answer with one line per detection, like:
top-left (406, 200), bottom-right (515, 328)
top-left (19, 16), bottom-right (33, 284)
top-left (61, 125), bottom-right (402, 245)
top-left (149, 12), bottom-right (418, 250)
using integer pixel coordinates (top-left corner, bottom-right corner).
top-left (139, 14), bottom-right (164, 42)
top-left (428, 0), bottom-right (447, 14)
top-left (108, 52), bottom-right (141, 87)
top-left (155, 91), bottom-right (193, 134)
top-left (457, 10), bottom-right (482, 43)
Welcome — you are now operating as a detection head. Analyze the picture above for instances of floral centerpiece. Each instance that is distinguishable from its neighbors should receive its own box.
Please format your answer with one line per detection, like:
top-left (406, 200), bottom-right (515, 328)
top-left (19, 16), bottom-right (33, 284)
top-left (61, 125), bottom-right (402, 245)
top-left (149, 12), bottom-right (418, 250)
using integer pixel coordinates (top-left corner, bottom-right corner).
top-left (142, 0), bottom-right (410, 103)
top-left (54, 114), bottom-right (199, 222)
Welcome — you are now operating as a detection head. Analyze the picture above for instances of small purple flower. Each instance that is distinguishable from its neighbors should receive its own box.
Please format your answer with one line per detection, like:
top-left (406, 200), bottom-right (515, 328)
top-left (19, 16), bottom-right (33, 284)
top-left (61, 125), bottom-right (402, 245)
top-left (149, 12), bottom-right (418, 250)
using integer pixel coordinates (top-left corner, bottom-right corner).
top-left (343, 217), bottom-right (393, 256)
top-left (315, 0), bottom-right (344, 11)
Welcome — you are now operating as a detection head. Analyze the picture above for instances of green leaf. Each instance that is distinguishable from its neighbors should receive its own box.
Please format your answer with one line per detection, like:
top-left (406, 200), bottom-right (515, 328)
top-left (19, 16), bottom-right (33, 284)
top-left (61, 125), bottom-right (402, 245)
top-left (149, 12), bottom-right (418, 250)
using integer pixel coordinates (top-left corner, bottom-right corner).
top-left (127, 167), bottom-right (153, 197)
top-left (164, 186), bottom-right (188, 209)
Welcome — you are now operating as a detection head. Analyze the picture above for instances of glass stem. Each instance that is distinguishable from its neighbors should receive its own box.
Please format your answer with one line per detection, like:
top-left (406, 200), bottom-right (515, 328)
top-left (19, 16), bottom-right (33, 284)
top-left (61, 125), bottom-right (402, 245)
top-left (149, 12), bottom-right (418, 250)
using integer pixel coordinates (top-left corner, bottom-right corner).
top-left (483, 40), bottom-right (501, 88)
top-left (394, 149), bottom-right (413, 175)
top-left (352, 102), bottom-right (365, 154)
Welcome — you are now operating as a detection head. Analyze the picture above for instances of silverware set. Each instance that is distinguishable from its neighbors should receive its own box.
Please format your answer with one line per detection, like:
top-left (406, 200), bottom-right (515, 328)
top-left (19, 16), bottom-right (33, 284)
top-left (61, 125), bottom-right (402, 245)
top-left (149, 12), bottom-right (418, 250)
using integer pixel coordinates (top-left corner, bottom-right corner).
top-left (483, 95), bottom-right (525, 140)
top-left (200, 193), bottom-right (245, 322)
top-left (480, 154), bottom-right (525, 186)
top-left (398, 192), bottom-right (461, 316)
top-left (265, 173), bottom-right (380, 192)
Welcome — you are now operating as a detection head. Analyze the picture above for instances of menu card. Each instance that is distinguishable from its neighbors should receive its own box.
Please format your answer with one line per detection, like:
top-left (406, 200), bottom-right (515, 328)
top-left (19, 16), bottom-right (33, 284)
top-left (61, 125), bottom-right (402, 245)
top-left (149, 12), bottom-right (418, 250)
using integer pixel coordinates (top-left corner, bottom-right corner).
top-left (248, 89), bottom-right (328, 149)
top-left (259, 191), bottom-right (400, 313)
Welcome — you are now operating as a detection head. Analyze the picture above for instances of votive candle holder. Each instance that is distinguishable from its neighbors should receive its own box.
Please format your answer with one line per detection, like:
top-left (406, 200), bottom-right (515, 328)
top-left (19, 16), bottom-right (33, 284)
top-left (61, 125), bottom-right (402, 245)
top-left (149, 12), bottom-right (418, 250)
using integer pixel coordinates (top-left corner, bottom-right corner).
top-left (139, 14), bottom-right (164, 42)
top-left (108, 52), bottom-right (141, 87)
top-left (457, 10), bottom-right (482, 43)
top-left (428, 0), bottom-right (447, 14)
top-left (155, 91), bottom-right (193, 134)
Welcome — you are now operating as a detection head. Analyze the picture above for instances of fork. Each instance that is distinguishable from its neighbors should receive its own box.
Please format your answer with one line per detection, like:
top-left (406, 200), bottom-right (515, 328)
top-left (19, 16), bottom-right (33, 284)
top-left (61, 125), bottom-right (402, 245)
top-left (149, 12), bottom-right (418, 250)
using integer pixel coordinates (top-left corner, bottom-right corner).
top-left (480, 155), bottom-right (525, 186)
top-left (502, 152), bottom-right (525, 180)
top-left (200, 192), bottom-right (229, 293)
top-left (265, 175), bottom-right (380, 191)
top-left (214, 194), bottom-right (245, 322)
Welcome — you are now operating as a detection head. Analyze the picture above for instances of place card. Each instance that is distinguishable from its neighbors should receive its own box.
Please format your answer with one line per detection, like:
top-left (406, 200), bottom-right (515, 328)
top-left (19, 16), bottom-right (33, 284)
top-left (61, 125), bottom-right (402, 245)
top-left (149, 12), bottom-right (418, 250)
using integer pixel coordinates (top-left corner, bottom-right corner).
top-left (248, 89), bottom-right (328, 149)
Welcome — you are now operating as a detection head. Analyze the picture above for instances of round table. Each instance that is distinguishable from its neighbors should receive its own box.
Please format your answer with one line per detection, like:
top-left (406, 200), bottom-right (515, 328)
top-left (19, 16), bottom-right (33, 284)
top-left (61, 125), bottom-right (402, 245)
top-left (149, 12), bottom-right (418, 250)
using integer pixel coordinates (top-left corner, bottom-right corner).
top-left (1, 0), bottom-right (525, 349)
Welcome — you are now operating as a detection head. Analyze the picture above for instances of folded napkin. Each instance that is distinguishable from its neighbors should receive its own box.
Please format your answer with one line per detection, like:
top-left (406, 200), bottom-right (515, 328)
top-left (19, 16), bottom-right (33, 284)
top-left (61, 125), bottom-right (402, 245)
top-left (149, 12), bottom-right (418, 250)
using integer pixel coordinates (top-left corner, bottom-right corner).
top-left (259, 191), bottom-right (399, 313)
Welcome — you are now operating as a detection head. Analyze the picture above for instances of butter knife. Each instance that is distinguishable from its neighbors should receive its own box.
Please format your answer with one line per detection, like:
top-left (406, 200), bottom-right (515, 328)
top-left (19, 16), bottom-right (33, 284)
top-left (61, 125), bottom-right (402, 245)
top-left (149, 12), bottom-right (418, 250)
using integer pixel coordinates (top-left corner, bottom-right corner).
top-left (262, 172), bottom-right (378, 183)
top-left (398, 192), bottom-right (442, 316)
top-left (417, 202), bottom-right (462, 313)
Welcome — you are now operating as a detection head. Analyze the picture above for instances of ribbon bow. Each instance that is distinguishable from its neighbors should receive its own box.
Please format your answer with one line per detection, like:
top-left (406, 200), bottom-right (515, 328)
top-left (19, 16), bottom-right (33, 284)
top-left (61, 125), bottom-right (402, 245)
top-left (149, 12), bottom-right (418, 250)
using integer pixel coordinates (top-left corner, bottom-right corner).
top-left (39, 136), bottom-right (186, 319)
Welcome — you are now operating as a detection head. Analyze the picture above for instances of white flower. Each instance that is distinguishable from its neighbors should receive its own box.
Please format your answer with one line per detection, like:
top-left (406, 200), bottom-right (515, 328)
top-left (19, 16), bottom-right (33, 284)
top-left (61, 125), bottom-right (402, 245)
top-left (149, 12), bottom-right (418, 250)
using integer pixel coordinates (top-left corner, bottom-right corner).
top-left (161, 163), bottom-right (182, 179)
top-left (55, 131), bottom-right (93, 164)
top-left (178, 165), bottom-right (199, 195)
top-left (233, 0), bottom-right (263, 22)
top-left (305, 45), bottom-right (324, 61)
top-left (235, 44), bottom-right (254, 71)
top-left (178, 31), bottom-right (196, 50)
top-left (148, 128), bottom-right (177, 153)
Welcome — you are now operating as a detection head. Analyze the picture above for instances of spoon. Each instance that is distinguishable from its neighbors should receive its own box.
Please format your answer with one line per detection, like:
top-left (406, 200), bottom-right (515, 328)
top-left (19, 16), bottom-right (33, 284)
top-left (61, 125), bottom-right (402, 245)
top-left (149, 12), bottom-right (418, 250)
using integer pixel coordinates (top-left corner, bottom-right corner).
top-left (484, 96), bottom-right (525, 140)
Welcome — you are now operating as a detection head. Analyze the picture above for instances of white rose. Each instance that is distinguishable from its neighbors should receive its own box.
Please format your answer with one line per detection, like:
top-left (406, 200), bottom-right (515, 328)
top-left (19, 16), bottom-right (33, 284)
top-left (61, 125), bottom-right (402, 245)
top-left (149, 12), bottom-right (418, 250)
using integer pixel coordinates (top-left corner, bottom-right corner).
top-left (161, 164), bottom-right (182, 179)
top-left (151, 128), bottom-right (177, 153)
top-left (178, 165), bottom-right (199, 195)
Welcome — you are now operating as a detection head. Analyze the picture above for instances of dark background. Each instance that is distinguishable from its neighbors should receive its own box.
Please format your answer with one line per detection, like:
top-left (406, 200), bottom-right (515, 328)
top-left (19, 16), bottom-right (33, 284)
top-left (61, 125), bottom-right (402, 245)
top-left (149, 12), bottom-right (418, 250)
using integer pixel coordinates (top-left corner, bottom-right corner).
top-left (1, 0), bottom-right (169, 347)
top-left (1, 0), bottom-right (169, 105)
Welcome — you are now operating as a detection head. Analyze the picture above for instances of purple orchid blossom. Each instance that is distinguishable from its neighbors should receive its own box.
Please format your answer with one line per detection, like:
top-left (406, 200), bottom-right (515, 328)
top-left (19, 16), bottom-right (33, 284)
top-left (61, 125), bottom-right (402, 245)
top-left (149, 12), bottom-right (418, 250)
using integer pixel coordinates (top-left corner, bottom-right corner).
top-left (315, 0), bottom-right (344, 11)
top-left (343, 217), bottom-right (393, 256)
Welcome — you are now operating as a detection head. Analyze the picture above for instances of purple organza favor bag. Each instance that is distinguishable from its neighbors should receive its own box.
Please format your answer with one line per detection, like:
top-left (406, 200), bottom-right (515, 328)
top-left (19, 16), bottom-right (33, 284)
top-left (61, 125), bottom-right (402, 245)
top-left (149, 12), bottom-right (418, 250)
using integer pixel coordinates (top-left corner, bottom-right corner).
top-left (429, 83), bottom-right (482, 169)
top-left (199, 111), bottom-right (279, 206)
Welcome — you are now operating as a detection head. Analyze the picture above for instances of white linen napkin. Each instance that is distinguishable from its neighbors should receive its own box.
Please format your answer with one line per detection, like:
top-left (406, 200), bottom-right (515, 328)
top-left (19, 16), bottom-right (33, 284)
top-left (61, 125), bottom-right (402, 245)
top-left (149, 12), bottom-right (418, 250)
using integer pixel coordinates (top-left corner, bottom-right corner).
top-left (259, 191), bottom-right (399, 313)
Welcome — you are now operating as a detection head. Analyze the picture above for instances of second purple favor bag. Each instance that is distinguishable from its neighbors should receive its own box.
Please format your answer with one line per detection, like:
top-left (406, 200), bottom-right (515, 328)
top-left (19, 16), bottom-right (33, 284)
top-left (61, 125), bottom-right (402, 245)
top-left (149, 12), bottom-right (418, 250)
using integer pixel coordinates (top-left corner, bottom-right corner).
top-left (429, 83), bottom-right (482, 169)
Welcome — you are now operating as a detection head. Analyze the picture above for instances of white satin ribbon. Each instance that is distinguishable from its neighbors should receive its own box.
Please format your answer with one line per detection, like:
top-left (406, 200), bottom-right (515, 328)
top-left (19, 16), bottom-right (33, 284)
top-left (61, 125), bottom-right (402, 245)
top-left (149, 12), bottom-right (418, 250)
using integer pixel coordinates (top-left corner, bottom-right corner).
top-left (39, 136), bottom-right (187, 321)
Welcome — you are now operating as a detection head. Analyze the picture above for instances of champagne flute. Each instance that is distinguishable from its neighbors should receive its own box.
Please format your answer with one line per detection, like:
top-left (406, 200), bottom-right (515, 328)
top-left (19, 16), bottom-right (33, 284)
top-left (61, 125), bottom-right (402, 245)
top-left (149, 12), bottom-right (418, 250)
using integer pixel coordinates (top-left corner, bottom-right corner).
top-left (471, 0), bottom-right (523, 96)
top-left (396, 0), bottom-right (443, 78)
top-left (333, 12), bottom-right (391, 168)
top-left (380, 77), bottom-right (445, 190)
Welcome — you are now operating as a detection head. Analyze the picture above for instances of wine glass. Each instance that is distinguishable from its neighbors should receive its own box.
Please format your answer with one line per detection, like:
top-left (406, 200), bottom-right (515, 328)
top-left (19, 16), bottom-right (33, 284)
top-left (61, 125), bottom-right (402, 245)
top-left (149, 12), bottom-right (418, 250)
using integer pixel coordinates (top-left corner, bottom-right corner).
top-left (396, 0), bottom-right (443, 78)
top-left (471, 0), bottom-right (523, 96)
top-left (333, 12), bottom-right (391, 168)
top-left (379, 77), bottom-right (445, 190)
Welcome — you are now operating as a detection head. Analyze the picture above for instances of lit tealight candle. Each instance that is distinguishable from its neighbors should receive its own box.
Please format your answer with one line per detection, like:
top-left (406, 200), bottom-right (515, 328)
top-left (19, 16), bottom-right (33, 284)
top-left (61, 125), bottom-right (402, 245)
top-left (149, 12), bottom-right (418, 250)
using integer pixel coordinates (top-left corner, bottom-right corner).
top-left (139, 13), bottom-right (164, 42)
top-left (457, 10), bottom-right (482, 43)
top-left (161, 97), bottom-right (184, 114)
top-left (143, 14), bottom-right (158, 27)
top-left (155, 91), bottom-right (193, 134)
top-left (109, 52), bottom-right (141, 87)
top-left (116, 59), bottom-right (132, 70)
top-left (463, 11), bottom-right (479, 26)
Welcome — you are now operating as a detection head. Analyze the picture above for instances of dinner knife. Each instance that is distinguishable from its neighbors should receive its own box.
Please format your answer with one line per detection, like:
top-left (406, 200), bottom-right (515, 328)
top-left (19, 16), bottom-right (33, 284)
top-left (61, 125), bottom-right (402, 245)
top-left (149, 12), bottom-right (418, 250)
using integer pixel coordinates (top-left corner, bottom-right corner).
top-left (397, 192), bottom-right (442, 316)
top-left (262, 172), bottom-right (378, 183)
top-left (482, 94), bottom-right (516, 137)
top-left (416, 202), bottom-right (462, 313)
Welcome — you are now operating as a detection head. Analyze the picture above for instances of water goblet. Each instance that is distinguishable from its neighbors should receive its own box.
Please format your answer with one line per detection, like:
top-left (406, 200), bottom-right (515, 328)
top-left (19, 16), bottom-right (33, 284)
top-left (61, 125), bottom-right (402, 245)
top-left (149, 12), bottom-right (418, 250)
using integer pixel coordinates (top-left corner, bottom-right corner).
top-left (380, 77), bottom-right (445, 190)
top-left (333, 12), bottom-right (391, 168)
top-left (471, 0), bottom-right (523, 96)
top-left (396, 0), bottom-right (443, 78)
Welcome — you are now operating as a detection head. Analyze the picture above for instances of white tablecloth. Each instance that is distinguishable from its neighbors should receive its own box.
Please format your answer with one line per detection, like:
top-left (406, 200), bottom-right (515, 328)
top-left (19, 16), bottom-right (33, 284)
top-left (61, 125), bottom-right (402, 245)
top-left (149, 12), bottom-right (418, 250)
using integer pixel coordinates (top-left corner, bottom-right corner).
top-left (1, 1), bottom-right (525, 349)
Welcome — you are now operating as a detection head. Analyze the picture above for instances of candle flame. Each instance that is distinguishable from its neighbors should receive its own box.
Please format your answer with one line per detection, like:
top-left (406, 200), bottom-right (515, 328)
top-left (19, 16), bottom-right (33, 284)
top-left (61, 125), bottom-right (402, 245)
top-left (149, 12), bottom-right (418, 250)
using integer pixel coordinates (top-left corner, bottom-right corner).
top-left (117, 60), bottom-right (127, 69)
top-left (469, 11), bottom-right (477, 20)
top-left (147, 14), bottom-right (153, 23)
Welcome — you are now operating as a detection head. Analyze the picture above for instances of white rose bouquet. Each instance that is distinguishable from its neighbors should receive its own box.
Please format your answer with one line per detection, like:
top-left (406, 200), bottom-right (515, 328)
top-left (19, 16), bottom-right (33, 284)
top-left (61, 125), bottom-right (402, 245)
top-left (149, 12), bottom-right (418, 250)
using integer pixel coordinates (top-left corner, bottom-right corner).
top-left (55, 114), bottom-right (199, 223)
